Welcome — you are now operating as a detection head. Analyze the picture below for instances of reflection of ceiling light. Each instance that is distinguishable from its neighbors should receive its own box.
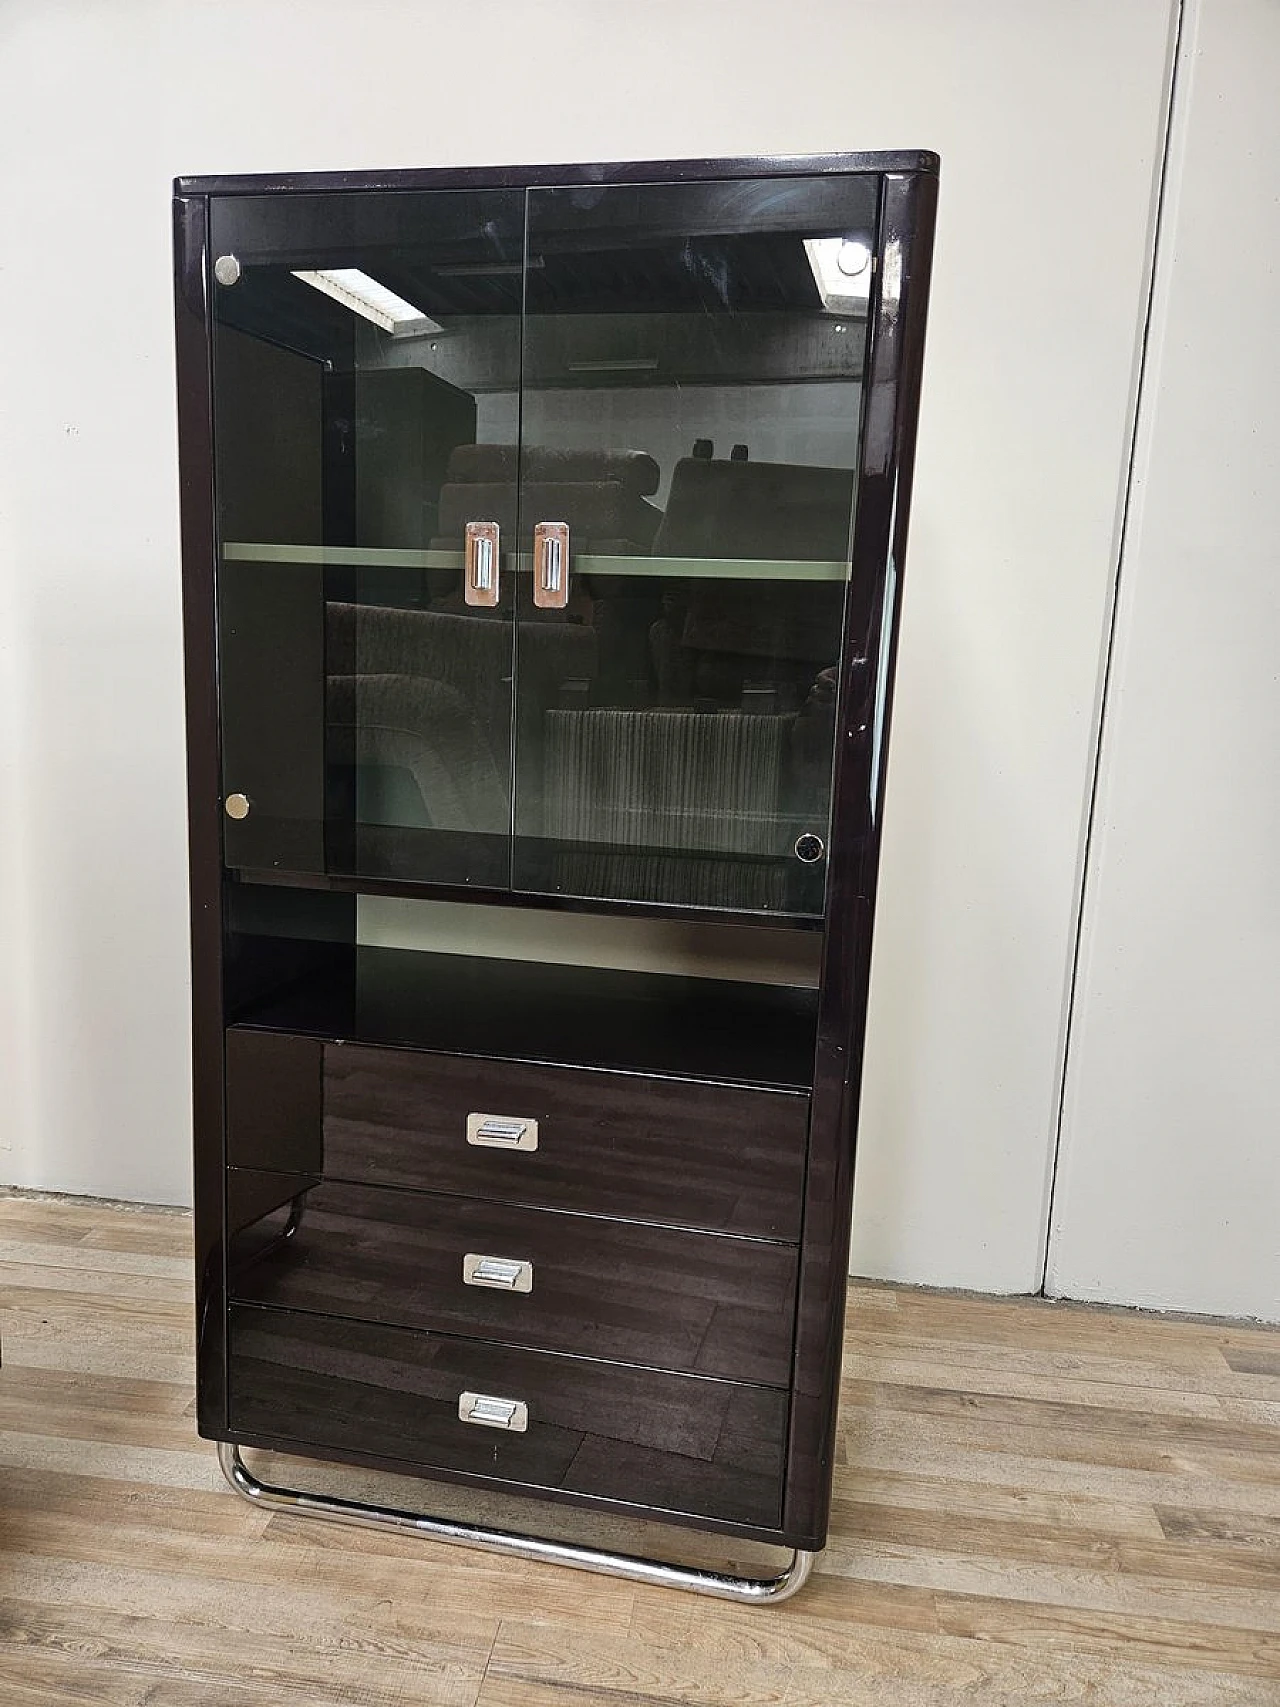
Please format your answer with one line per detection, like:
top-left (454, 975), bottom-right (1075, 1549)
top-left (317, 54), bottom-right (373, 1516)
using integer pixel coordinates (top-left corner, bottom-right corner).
top-left (804, 237), bottom-right (874, 313)
top-left (292, 268), bottom-right (443, 336)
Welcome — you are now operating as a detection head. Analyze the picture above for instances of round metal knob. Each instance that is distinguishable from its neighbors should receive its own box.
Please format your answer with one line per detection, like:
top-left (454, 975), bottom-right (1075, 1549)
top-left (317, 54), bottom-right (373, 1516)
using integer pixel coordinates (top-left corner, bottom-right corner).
top-left (794, 832), bottom-right (825, 864)
top-left (224, 793), bottom-right (251, 821)
top-left (214, 254), bottom-right (242, 287)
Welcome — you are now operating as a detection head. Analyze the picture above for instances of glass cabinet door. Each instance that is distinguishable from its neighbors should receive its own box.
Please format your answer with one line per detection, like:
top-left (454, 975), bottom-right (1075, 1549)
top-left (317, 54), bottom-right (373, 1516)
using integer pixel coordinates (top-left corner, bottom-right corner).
top-left (512, 176), bottom-right (878, 918)
top-left (211, 188), bottom-right (523, 889)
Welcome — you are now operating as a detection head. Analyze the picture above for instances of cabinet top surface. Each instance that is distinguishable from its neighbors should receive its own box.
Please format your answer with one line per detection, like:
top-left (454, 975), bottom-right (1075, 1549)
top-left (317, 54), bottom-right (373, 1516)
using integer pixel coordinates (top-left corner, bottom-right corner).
top-left (174, 151), bottom-right (939, 198)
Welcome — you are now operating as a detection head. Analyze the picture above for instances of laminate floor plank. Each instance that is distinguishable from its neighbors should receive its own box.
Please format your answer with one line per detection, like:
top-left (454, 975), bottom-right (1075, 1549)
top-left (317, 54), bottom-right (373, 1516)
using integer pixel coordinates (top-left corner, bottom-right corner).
top-left (1, 1553), bottom-right (500, 1659)
top-left (839, 1337), bottom-right (1280, 1416)
top-left (830, 1471), bottom-right (1167, 1540)
top-left (0, 1597), bottom-right (487, 1707)
top-left (476, 1617), bottom-right (1267, 1706)
top-left (836, 1404), bottom-right (1280, 1489)
top-left (840, 1372), bottom-right (1280, 1449)
top-left (931, 1589), bottom-right (1280, 1681)
top-left (831, 1427), bottom-right (1280, 1520)
top-left (1223, 1346), bottom-right (1280, 1378)
top-left (839, 1329), bottom-right (1280, 1402)
top-left (0, 1230), bottom-right (187, 1270)
top-left (1, 1195), bottom-right (1276, 1705)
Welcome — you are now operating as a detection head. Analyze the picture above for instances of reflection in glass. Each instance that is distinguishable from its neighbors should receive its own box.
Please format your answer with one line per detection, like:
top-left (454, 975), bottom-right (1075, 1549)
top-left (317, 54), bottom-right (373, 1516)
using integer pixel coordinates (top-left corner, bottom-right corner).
top-left (513, 176), bottom-right (877, 916)
top-left (211, 175), bottom-right (877, 918)
top-left (212, 188), bottom-right (524, 889)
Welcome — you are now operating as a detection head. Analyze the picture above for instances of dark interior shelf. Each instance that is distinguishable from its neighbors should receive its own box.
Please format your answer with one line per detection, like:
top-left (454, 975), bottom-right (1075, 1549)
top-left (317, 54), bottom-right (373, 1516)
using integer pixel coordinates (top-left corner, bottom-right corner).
top-left (234, 946), bottom-right (819, 1091)
top-left (231, 862), bottom-right (828, 933)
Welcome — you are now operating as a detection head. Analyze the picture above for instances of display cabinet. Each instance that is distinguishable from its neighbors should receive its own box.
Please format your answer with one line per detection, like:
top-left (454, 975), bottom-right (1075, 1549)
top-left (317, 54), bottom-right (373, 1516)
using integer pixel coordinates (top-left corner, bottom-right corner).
top-left (174, 152), bottom-right (937, 1601)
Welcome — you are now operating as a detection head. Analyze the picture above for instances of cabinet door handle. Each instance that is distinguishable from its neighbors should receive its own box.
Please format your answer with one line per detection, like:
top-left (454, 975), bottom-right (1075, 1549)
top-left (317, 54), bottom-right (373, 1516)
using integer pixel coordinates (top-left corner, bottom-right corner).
top-left (463, 1253), bottom-right (533, 1292)
top-left (459, 1390), bottom-right (529, 1432)
top-left (466, 1113), bottom-right (539, 1152)
top-left (533, 521), bottom-right (569, 609)
top-left (465, 520), bottom-right (500, 606)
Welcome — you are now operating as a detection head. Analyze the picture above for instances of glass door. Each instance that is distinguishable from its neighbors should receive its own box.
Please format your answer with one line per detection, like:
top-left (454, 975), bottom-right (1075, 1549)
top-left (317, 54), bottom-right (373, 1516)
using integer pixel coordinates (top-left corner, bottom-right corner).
top-left (211, 187), bottom-right (523, 889)
top-left (512, 175), bottom-right (878, 918)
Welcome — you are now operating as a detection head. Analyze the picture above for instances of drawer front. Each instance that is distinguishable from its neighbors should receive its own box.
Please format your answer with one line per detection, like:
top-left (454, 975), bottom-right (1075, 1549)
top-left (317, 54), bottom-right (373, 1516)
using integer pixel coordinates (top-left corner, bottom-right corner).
top-left (227, 1303), bottom-right (786, 1531)
top-left (227, 1171), bottom-right (797, 1387)
top-left (227, 1029), bottom-right (809, 1241)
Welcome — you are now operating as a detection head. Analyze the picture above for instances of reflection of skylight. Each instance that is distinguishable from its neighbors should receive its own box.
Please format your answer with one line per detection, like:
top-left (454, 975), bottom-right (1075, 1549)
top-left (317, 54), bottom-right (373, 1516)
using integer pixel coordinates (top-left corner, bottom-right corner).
top-left (292, 268), bottom-right (443, 336)
top-left (804, 238), bottom-right (874, 313)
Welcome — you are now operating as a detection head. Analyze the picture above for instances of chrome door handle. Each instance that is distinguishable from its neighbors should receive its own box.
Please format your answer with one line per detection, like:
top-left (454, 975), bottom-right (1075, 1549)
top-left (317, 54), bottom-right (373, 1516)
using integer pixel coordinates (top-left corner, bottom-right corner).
top-left (533, 521), bottom-right (569, 609)
top-left (459, 1391), bottom-right (528, 1432)
top-left (466, 1113), bottom-right (538, 1152)
top-left (465, 520), bottom-right (500, 606)
top-left (463, 1253), bottom-right (533, 1292)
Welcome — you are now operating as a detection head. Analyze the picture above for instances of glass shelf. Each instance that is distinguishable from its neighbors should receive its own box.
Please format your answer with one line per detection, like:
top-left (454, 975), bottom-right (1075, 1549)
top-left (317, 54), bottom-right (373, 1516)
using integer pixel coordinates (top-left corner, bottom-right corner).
top-left (222, 542), bottom-right (851, 583)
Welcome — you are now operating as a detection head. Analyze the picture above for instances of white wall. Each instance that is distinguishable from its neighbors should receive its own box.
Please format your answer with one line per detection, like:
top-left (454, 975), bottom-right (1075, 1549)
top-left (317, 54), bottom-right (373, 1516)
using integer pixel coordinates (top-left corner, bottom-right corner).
top-left (0, 1), bottom-right (1173, 1295)
top-left (1047, 0), bottom-right (1280, 1322)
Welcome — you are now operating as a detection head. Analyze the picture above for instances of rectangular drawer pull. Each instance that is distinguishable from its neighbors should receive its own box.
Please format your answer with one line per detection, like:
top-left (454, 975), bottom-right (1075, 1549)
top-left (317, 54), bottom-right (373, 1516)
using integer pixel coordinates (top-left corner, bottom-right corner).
top-left (458, 1390), bottom-right (528, 1432)
top-left (466, 1113), bottom-right (538, 1152)
top-left (464, 520), bottom-right (501, 607)
top-left (463, 1253), bottom-right (533, 1292)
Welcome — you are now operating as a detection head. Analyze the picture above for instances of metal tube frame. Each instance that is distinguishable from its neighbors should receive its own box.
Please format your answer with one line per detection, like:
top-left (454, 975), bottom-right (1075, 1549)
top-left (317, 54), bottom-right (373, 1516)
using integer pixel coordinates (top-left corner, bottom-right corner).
top-left (217, 1442), bottom-right (816, 1604)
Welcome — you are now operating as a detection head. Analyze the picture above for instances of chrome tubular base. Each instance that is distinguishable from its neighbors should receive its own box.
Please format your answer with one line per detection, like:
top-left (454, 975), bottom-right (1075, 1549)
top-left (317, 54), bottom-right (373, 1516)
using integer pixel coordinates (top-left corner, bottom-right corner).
top-left (217, 1442), bottom-right (816, 1604)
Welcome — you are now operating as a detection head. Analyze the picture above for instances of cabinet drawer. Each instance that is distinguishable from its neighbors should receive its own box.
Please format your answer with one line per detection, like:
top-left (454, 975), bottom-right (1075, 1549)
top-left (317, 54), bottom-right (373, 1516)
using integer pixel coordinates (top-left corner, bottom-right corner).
top-left (227, 1171), bottom-right (797, 1387)
top-left (227, 1030), bottom-right (809, 1241)
top-left (227, 1303), bottom-right (787, 1532)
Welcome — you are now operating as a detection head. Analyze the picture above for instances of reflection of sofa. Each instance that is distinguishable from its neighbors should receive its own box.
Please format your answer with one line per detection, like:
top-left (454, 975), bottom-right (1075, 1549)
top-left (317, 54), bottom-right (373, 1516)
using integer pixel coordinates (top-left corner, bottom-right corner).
top-left (324, 601), bottom-right (596, 833)
top-left (543, 706), bottom-right (791, 910)
top-left (324, 449), bottom-right (853, 910)
top-left (429, 443), bottom-right (664, 700)
top-left (651, 456), bottom-right (853, 701)
top-left (326, 673), bottom-right (507, 834)
top-left (539, 456), bottom-right (854, 908)
top-left (428, 443), bottom-right (663, 557)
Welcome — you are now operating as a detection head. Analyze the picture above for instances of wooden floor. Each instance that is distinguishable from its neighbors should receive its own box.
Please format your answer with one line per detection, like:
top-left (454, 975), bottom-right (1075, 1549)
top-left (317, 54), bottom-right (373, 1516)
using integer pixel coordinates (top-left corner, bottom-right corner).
top-left (0, 1195), bottom-right (1277, 1706)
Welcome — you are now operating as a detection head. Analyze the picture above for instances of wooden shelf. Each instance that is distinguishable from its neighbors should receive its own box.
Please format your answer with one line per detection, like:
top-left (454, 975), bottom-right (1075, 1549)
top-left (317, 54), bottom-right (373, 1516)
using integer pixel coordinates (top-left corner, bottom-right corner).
top-left (234, 945), bottom-right (819, 1092)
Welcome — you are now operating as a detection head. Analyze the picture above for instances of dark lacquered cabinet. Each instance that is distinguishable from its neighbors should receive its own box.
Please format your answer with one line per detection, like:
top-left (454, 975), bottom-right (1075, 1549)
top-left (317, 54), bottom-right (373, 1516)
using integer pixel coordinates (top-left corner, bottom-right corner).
top-left (174, 153), bottom-right (936, 1580)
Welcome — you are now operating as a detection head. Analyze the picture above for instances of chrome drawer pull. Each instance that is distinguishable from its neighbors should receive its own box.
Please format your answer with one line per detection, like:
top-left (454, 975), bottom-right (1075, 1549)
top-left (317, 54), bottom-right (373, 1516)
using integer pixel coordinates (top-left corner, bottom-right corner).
top-left (464, 1253), bottom-right (533, 1293)
top-left (473, 534), bottom-right (494, 590)
top-left (533, 521), bottom-right (569, 609)
top-left (464, 520), bottom-right (501, 607)
top-left (466, 1113), bottom-right (538, 1152)
top-left (459, 1391), bottom-right (528, 1432)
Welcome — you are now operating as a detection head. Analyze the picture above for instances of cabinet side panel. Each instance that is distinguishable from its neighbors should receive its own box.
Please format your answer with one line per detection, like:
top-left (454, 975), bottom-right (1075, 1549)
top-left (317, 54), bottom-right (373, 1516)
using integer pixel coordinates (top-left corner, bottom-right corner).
top-left (174, 193), bottom-right (227, 1434)
top-left (783, 171), bottom-right (938, 1548)
top-left (225, 1031), bottom-right (323, 1173)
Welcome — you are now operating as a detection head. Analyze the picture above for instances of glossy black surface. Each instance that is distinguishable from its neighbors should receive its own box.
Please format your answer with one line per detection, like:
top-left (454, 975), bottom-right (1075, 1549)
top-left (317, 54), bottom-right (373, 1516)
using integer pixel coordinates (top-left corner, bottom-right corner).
top-left (178, 153), bottom-right (938, 197)
top-left (227, 1304), bottom-right (788, 1531)
top-left (233, 943), bottom-right (820, 1092)
top-left (226, 1030), bottom-right (808, 1241)
top-left (232, 861), bottom-right (831, 933)
top-left (783, 170), bottom-right (939, 1547)
top-left (506, 175), bottom-right (876, 915)
top-left (210, 169), bottom-right (880, 917)
top-left (227, 1172), bottom-right (797, 1385)
top-left (174, 193), bottom-right (227, 1434)
top-left (212, 186), bottom-right (523, 892)
top-left (176, 152), bottom-right (938, 1556)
